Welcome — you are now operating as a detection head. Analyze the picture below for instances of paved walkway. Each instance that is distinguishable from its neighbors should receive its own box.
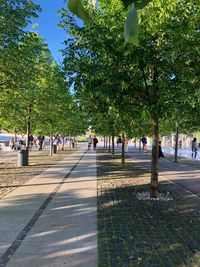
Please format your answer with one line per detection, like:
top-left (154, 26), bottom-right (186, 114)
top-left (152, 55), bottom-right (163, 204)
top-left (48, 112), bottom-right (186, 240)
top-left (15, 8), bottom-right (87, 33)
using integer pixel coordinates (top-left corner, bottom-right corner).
top-left (127, 148), bottom-right (200, 197)
top-left (1, 144), bottom-right (200, 267)
top-left (0, 146), bottom-right (97, 267)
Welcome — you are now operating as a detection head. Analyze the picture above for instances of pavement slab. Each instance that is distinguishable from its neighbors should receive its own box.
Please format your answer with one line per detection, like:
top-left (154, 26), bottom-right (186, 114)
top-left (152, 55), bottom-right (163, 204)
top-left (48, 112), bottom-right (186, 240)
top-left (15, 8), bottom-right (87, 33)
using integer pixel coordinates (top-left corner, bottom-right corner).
top-left (0, 147), bottom-right (97, 267)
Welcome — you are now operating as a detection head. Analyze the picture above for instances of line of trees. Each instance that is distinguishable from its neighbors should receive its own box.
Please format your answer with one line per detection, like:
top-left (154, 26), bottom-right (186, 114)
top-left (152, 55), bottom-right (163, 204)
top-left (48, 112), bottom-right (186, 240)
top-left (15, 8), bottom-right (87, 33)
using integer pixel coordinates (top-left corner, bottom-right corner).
top-left (0, 0), bottom-right (88, 155)
top-left (61, 0), bottom-right (200, 197)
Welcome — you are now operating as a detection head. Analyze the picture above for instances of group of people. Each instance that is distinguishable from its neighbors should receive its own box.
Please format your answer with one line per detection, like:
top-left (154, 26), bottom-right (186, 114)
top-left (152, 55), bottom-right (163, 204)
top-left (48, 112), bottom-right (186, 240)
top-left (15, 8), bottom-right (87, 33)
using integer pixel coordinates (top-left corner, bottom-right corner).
top-left (116, 135), bottom-right (129, 152)
top-left (141, 135), bottom-right (164, 158)
top-left (87, 135), bottom-right (98, 151)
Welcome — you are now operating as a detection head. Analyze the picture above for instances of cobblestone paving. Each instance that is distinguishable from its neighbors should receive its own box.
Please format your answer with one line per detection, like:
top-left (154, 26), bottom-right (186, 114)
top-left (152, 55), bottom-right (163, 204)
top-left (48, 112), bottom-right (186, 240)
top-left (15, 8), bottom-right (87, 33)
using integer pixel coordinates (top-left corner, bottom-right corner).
top-left (97, 150), bottom-right (200, 267)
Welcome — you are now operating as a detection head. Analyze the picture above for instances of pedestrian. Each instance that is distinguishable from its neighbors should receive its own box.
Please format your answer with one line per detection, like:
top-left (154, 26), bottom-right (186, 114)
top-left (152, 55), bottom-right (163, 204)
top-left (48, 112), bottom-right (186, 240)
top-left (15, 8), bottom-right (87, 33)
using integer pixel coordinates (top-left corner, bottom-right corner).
top-left (87, 135), bottom-right (93, 151)
top-left (116, 135), bottom-right (122, 148)
top-left (179, 140), bottom-right (182, 148)
top-left (125, 137), bottom-right (129, 152)
top-left (93, 136), bottom-right (98, 150)
top-left (28, 134), bottom-right (34, 150)
top-left (191, 138), bottom-right (198, 159)
top-left (158, 141), bottom-right (164, 158)
top-left (9, 137), bottom-right (15, 151)
top-left (141, 135), bottom-right (147, 153)
top-left (38, 135), bottom-right (44, 151)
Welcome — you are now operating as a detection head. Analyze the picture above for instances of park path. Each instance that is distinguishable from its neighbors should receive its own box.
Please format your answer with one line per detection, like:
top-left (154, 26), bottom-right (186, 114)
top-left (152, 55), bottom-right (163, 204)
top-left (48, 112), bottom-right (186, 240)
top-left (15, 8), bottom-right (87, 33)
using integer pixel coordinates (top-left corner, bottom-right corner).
top-left (0, 145), bottom-right (97, 267)
top-left (127, 148), bottom-right (200, 197)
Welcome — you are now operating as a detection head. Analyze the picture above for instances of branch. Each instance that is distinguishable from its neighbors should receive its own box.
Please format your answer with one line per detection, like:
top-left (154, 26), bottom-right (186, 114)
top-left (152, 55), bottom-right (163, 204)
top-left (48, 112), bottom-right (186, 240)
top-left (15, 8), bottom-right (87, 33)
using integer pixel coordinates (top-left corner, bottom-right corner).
top-left (141, 67), bottom-right (152, 104)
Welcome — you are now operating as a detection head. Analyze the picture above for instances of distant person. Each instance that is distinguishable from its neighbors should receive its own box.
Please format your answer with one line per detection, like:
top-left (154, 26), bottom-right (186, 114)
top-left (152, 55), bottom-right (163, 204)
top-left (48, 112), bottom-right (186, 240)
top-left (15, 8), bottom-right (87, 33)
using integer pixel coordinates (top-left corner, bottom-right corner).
top-left (87, 135), bottom-right (93, 151)
top-left (179, 140), bottom-right (182, 148)
top-left (28, 135), bottom-right (34, 150)
top-left (191, 138), bottom-right (198, 159)
top-left (141, 135), bottom-right (147, 153)
top-left (9, 137), bottom-right (15, 150)
top-left (38, 135), bottom-right (45, 151)
top-left (42, 135), bottom-right (45, 149)
top-left (158, 141), bottom-right (164, 158)
top-left (93, 136), bottom-right (98, 150)
top-left (116, 135), bottom-right (122, 147)
top-left (125, 137), bottom-right (129, 152)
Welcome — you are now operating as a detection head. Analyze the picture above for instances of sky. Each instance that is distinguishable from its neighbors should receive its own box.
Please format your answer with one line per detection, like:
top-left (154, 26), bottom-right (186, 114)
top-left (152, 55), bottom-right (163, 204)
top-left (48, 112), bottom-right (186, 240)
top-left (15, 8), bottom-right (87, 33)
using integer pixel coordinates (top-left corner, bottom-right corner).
top-left (28, 0), bottom-right (67, 64)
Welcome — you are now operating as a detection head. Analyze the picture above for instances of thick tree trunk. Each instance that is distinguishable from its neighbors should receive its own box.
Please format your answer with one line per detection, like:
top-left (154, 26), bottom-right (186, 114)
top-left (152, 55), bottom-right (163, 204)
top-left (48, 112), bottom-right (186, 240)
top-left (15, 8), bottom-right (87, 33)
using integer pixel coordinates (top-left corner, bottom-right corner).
top-left (150, 115), bottom-right (159, 198)
top-left (121, 132), bottom-right (125, 165)
top-left (112, 134), bottom-right (115, 157)
top-left (174, 124), bottom-right (179, 162)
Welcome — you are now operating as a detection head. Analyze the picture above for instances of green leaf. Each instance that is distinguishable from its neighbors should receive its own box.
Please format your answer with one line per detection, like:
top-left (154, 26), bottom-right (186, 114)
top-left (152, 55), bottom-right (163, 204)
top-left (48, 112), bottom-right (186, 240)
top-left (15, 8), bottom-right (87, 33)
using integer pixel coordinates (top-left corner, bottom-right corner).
top-left (124, 4), bottom-right (139, 45)
top-left (68, 0), bottom-right (90, 25)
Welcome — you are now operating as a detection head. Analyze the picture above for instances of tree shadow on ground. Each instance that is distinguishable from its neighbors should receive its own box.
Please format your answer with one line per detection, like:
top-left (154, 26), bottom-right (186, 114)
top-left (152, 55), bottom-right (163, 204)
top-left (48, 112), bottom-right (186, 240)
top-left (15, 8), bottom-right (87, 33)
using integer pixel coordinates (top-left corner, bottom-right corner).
top-left (97, 151), bottom-right (200, 267)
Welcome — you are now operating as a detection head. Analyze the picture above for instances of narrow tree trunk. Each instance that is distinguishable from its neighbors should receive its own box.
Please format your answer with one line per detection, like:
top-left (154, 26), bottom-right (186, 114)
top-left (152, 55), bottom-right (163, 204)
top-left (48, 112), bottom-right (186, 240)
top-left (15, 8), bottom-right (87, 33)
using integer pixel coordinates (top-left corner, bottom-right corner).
top-left (49, 132), bottom-right (53, 156)
top-left (112, 134), bottom-right (115, 157)
top-left (122, 132), bottom-right (125, 165)
top-left (14, 131), bottom-right (17, 143)
top-left (139, 138), bottom-right (141, 151)
top-left (174, 123), bottom-right (179, 162)
top-left (105, 136), bottom-right (108, 149)
top-left (150, 115), bottom-right (159, 198)
top-left (108, 136), bottom-right (111, 152)
top-left (62, 135), bottom-right (65, 151)
top-left (104, 136), bottom-right (105, 148)
top-left (25, 120), bottom-right (30, 165)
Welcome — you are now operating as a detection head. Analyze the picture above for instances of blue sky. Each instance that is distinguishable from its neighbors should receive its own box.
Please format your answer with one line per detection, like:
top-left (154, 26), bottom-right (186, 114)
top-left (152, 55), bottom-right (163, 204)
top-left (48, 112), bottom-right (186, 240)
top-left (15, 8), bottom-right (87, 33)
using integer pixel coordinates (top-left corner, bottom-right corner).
top-left (28, 0), bottom-right (67, 64)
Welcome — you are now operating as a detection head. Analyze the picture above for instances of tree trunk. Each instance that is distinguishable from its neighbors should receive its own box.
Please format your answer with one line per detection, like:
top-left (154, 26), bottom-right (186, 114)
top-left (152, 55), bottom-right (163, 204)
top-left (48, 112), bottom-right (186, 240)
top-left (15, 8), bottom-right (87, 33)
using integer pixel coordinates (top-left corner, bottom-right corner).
top-left (108, 136), bottom-right (111, 152)
top-left (139, 138), bottom-right (141, 151)
top-left (105, 136), bottom-right (108, 149)
top-left (150, 115), bottom-right (159, 198)
top-left (122, 132), bottom-right (125, 165)
top-left (134, 138), bottom-right (136, 148)
top-left (104, 136), bottom-right (105, 148)
top-left (112, 134), bottom-right (115, 157)
top-left (24, 120), bottom-right (30, 166)
top-left (49, 133), bottom-right (53, 156)
top-left (62, 135), bottom-right (65, 151)
top-left (174, 123), bottom-right (179, 162)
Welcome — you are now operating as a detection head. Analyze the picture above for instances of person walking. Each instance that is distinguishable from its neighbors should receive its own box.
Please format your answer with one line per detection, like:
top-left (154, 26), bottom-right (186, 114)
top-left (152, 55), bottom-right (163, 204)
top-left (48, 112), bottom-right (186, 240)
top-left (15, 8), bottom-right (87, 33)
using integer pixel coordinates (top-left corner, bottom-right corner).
top-left (141, 135), bottom-right (147, 153)
top-left (116, 135), bottom-right (122, 148)
top-left (125, 137), bottom-right (129, 152)
top-left (93, 136), bottom-right (98, 150)
top-left (87, 135), bottom-right (93, 151)
top-left (191, 138), bottom-right (198, 159)
top-left (9, 137), bottom-right (15, 151)
top-left (158, 141), bottom-right (164, 158)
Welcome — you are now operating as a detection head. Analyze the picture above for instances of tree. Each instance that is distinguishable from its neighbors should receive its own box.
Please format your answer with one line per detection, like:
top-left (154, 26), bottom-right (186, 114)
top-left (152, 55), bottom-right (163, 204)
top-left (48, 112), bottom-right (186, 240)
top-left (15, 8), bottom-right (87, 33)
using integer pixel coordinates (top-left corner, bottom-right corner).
top-left (0, 0), bottom-right (41, 87)
top-left (62, 0), bottom-right (199, 196)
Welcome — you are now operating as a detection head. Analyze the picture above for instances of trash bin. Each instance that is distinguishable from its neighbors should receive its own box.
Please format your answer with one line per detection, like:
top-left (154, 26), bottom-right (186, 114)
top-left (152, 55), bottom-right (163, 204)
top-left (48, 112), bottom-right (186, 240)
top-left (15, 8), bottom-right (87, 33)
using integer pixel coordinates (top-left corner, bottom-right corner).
top-left (53, 145), bottom-right (57, 154)
top-left (17, 148), bottom-right (28, 167)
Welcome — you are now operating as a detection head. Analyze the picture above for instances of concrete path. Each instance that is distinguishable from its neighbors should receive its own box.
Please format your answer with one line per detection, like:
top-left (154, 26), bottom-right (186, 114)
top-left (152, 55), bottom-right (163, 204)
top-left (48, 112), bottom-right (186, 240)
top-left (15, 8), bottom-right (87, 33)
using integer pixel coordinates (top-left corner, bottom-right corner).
top-left (0, 147), bottom-right (97, 267)
top-left (127, 149), bottom-right (200, 197)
